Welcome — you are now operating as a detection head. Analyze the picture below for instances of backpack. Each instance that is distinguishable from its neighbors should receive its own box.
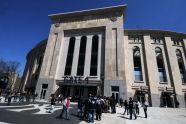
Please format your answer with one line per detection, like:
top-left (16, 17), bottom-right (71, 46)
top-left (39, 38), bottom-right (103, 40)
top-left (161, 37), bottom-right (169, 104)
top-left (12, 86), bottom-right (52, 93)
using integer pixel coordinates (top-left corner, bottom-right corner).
top-left (91, 97), bottom-right (97, 109)
top-left (129, 100), bottom-right (134, 109)
top-left (96, 99), bottom-right (103, 109)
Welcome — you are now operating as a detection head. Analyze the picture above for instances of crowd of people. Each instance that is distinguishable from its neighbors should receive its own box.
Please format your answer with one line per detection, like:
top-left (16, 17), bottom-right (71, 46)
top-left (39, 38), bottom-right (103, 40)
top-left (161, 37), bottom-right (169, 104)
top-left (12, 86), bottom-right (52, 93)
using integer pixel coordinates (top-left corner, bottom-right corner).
top-left (122, 97), bottom-right (148, 119)
top-left (48, 94), bottom-right (148, 123)
top-left (0, 91), bottom-right (38, 105)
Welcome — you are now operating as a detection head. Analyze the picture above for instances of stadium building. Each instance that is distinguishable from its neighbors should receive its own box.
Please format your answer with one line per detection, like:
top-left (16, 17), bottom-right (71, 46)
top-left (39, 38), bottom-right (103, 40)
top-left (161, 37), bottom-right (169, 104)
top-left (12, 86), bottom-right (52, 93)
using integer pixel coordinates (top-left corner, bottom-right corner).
top-left (21, 5), bottom-right (186, 107)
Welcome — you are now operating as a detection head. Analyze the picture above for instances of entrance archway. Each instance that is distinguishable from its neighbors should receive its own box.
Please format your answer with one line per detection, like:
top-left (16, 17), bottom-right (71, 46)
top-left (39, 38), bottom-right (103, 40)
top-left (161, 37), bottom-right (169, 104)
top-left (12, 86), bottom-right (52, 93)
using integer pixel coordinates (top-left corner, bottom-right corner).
top-left (160, 92), bottom-right (173, 107)
top-left (134, 90), bottom-right (146, 103)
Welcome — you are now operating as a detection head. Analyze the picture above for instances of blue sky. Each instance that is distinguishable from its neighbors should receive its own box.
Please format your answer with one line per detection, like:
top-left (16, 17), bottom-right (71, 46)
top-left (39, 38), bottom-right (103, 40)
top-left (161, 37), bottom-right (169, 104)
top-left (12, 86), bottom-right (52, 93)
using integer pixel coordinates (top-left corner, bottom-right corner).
top-left (0, 0), bottom-right (186, 75)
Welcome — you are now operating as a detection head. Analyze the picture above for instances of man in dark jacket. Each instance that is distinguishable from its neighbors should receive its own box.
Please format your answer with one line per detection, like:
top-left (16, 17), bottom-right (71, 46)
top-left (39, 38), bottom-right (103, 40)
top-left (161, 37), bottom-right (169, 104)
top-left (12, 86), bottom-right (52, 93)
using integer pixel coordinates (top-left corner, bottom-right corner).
top-left (123, 100), bottom-right (129, 115)
top-left (88, 94), bottom-right (97, 123)
top-left (96, 96), bottom-right (103, 121)
top-left (128, 97), bottom-right (137, 120)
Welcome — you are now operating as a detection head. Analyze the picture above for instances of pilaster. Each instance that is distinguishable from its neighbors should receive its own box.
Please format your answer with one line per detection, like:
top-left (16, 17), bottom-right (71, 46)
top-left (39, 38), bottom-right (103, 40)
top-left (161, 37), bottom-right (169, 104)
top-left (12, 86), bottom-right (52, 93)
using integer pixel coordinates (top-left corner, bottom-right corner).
top-left (143, 35), bottom-right (160, 106)
top-left (84, 35), bottom-right (93, 77)
top-left (164, 36), bottom-right (184, 107)
top-left (71, 36), bottom-right (81, 76)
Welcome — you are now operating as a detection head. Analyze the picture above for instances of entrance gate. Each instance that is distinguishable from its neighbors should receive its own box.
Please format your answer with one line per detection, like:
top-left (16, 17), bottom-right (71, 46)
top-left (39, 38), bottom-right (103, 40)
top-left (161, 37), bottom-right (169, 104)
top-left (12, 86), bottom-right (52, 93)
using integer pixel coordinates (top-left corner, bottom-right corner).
top-left (160, 92), bottom-right (173, 107)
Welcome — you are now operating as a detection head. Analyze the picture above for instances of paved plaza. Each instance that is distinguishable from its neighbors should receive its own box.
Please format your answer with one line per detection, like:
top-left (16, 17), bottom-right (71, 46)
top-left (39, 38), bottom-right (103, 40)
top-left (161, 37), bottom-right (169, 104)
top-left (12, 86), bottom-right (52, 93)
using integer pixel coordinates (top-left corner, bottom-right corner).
top-left (0, 102), bottom-right (186, 124)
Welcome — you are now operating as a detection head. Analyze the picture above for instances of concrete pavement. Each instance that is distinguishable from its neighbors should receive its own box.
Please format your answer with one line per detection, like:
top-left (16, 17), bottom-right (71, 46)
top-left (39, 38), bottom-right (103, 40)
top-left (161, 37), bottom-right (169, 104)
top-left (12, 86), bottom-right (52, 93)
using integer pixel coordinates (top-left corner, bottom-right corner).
top-left (0, 102), bottom-right (186, 124)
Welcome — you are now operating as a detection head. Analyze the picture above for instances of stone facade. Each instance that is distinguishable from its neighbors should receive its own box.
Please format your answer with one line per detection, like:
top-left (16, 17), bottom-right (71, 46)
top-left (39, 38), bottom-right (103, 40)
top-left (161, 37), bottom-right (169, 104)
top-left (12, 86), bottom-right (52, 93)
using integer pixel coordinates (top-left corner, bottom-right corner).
top-left (21, 5), bottom-right (186, 108)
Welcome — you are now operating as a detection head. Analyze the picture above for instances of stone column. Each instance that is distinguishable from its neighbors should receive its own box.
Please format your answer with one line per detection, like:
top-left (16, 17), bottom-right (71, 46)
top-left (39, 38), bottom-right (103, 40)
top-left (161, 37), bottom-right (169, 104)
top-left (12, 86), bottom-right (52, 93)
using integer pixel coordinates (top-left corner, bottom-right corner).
top-left (84, 35), bottom-right (92, 77)
top-left (181, 39), bottom-right (186, 70)
top-left (164, 36), bottom-right (184, 107)
top-left (143, 35), bottom-right (160, 107)
top-left (35, 26), bottom-right (64, 100)
top-left (97, 34), bottom-right (102, 79)
top-left (124, 35), bottom-right (134, 98)
top-left (71, 36), bottom-right (81, 76)
top-left (44, 33), bottom-right (59, 77)
top-left (104, 26), bottom-right (115, 80)
top-left (182, 38), bottom-right (186, 59)
top-left (104, 22), bottom-right (126, 99)
top-left (56, 36), bottom-right (70, 78)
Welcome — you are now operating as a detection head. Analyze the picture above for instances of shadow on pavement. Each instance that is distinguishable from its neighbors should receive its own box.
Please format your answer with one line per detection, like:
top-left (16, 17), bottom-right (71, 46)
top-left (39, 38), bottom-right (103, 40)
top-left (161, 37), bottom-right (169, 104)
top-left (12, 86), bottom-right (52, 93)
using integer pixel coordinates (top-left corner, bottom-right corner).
top-left (117, 115), bottom-right (130, 120)
top-left (0, 103), bottom-right (83, 124)
top-left (137, 115), bottom-right (146, 118)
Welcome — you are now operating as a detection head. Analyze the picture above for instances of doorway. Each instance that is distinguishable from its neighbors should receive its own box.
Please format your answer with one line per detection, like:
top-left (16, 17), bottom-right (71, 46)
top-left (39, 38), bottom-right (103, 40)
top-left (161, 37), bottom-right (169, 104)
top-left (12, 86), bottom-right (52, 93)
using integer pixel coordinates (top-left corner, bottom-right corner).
top-left (112, 92), bottom-right (119, 103)
top-left (74, 86), bottom-right (84, 97)
top-left (135, 90), bottom-right (146, 103)
top-left (111, 86), bottom-right (120, 103)
top-left (160, 92), bottom-right (173, 107)
top-left (40, 84), bottom-right (48, 99)
top-left (88, 86), bottom-right (97, 96)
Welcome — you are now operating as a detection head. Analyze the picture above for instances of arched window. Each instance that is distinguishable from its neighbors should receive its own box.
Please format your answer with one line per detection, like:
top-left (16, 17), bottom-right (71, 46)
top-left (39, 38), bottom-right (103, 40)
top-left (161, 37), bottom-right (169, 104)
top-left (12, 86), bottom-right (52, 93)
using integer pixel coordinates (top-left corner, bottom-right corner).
top-left (133, 46), bottom-right (143, 81)
top-left (64, 37), bottom-right (76, 75)
top-left (77, 36), bottom-right (87, 76)
top-left (155, 47), bottom-right (167, 82)
top-left (176, 49), bottom-right (186, 84)
top-left (90, 35), bottom-right (99, 76)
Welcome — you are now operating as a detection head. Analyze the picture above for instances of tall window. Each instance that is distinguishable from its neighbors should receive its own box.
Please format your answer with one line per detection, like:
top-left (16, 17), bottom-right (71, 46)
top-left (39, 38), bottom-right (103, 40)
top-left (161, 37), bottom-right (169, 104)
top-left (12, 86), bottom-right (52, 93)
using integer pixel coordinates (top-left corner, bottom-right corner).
top-left (90, 35), bottom-right (99, 76)
top-left (133, 46), bottom-right (143, 81)
top-left (176, 49), bottom-right (186, 84)
top-left (77, 36), bottom-right (87, 76)
top-left (64, 37), bottom-right (75, 75)
top-left (155, 47), bottom-right (167, 82)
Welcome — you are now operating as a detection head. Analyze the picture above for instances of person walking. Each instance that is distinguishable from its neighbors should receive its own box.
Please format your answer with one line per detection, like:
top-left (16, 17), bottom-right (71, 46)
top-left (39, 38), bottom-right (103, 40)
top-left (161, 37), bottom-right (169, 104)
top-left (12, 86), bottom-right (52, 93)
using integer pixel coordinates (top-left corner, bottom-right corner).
top-left (110, 95), bottom-right (116, 113)
top-left (135, 101), bottom-right (140, 115)
top-left (128, 97), bottom-right (137, 120)
top-left (123, 100), bottom-right (129, 115)
top-left (83, 97), bottom-right (89, 121)
top-left (77, 97), bottom-right (83, 119)
top-left (48, 94), bottom-right (55, 113)
top-left (119, 98), bottom-right (123, 107)
top-left (142, 101), bottom-right (148, 118)
top-left (88, 94), bottom-right (97, 123)
top-left (7, 93), bottom-right (12, 106)
top-left (59, 96), bottom-right (71, 120)
top-left (32, 92), bottom-right (38, 102)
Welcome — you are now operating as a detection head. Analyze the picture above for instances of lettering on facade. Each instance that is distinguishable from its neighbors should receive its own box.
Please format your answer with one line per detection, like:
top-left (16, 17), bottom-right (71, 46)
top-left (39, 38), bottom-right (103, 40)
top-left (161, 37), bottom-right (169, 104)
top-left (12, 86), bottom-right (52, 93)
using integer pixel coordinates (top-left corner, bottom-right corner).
top-left (63, 18), bottom-right (107, 25)
top-left (62, 76), bottom-right (98, 84)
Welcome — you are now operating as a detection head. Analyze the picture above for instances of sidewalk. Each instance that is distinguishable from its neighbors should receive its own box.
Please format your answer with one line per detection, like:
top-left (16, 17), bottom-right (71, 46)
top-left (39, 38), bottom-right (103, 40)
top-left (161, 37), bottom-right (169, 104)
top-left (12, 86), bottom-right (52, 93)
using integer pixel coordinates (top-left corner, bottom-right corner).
top-left (78, 107), bottom-right (186, 124)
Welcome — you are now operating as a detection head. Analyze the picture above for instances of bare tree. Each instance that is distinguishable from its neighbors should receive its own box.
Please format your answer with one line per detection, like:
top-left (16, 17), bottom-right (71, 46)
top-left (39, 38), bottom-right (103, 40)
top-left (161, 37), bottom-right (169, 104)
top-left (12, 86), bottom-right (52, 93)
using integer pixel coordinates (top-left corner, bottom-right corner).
top-left (0, 58), bottom-right (20, 92)
top-left (0, 58), bottom-right (8, 74)
top-left (7, 61), bottom-right (20, 73)
top-left (6, 61), bottom-right (20, 91)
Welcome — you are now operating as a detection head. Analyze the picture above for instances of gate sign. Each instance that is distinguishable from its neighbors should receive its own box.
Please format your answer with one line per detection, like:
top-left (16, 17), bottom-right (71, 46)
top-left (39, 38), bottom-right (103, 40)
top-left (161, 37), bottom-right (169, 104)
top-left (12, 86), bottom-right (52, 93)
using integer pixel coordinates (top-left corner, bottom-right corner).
top-left (62, 76), bottom-right (97, 84)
